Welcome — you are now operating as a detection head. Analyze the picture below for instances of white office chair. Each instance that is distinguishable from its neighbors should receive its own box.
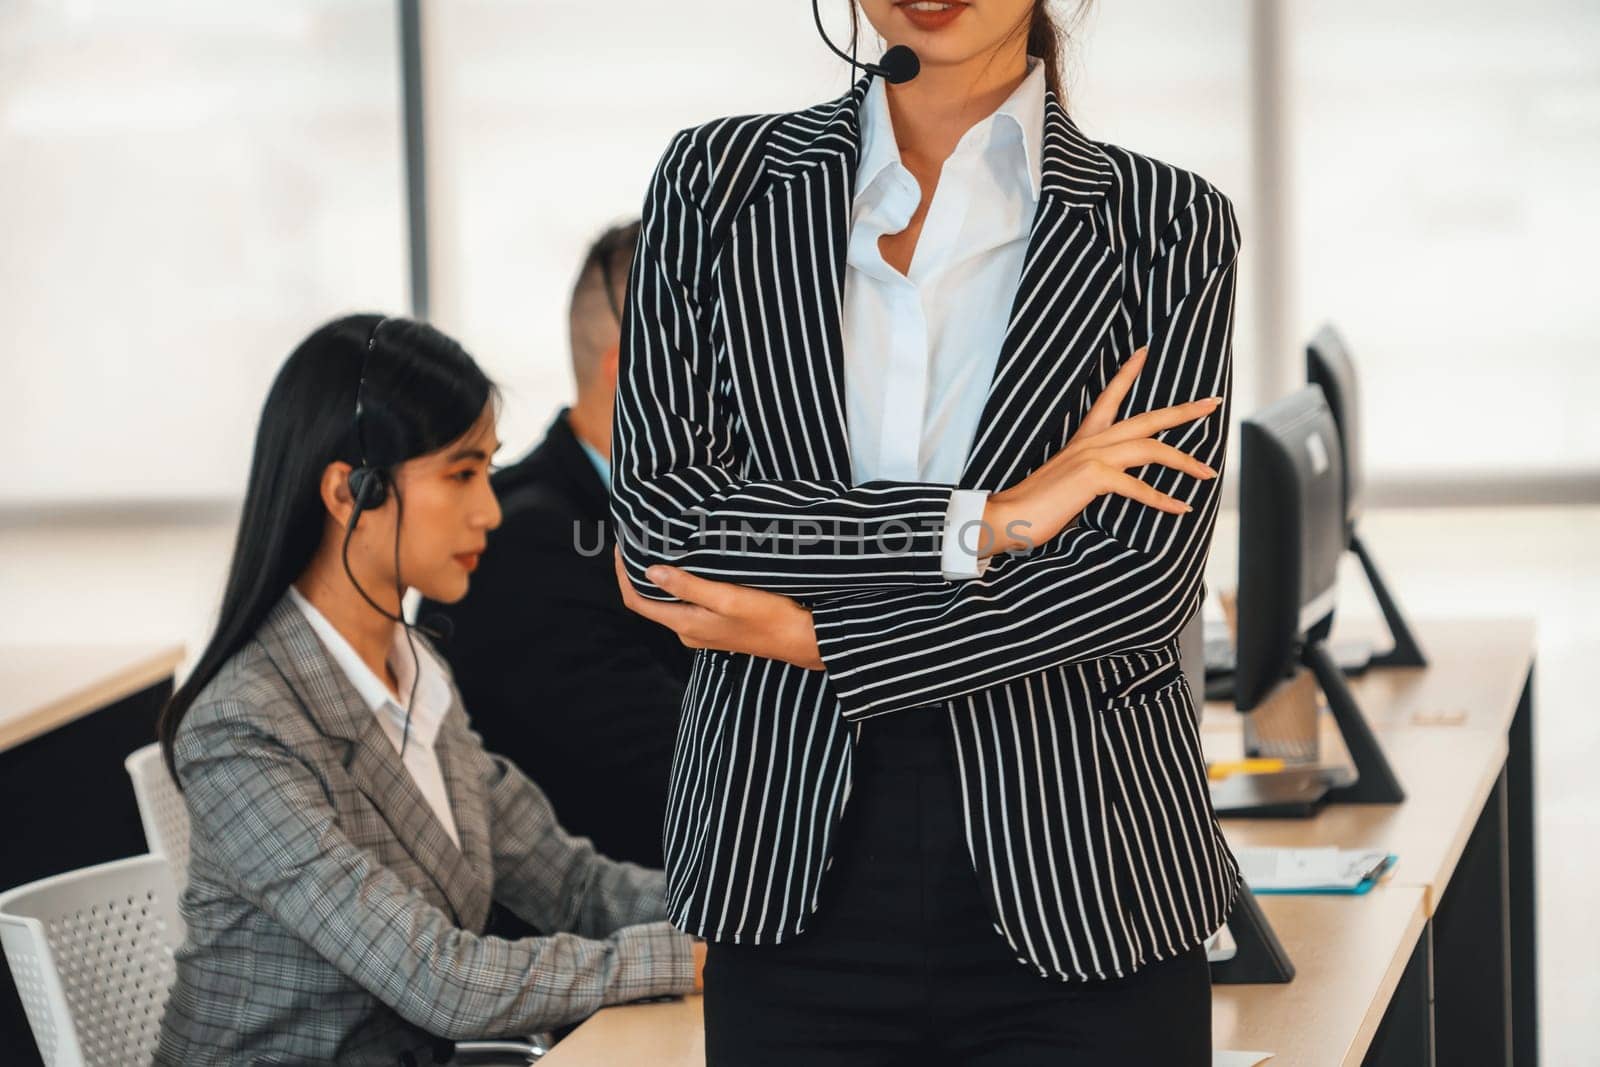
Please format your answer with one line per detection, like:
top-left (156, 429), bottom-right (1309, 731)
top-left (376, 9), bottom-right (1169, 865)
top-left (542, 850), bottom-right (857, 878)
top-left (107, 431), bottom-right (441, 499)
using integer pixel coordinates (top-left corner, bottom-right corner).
top-left (0, 854), bottom-right (548, 1065)
top-left (124, 743), bottom-right (190, 888)
top-left (0, 854), bottom-right (183, 1066)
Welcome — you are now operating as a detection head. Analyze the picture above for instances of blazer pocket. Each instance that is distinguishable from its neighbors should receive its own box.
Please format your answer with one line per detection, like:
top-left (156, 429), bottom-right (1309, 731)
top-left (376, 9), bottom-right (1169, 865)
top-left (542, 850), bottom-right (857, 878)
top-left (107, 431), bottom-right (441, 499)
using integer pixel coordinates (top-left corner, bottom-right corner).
top-left (1096, 655), bottom-right (1187, 712)
top-left (696, 648), bottom-right (733, 678)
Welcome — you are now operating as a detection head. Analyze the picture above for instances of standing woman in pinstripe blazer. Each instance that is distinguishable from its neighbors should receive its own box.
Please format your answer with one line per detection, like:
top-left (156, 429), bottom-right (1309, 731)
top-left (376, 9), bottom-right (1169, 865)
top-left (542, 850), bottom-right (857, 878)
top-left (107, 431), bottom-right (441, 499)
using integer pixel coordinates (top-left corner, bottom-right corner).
top-left (612, 1), bottom-right (1241, 1061)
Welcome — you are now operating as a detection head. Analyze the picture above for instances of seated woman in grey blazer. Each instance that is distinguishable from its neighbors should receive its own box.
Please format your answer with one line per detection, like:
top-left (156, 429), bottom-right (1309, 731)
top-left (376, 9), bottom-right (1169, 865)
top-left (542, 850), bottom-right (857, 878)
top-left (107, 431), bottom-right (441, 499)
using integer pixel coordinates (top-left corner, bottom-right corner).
top-left (153, 315), bottom-right (702, 1066)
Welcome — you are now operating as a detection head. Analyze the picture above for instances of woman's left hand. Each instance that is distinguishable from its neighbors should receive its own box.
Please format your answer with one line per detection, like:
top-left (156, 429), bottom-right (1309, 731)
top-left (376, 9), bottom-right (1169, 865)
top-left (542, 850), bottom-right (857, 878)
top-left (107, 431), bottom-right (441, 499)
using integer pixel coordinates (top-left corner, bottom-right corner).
top-left (613, 547), bottom-right (825, 671)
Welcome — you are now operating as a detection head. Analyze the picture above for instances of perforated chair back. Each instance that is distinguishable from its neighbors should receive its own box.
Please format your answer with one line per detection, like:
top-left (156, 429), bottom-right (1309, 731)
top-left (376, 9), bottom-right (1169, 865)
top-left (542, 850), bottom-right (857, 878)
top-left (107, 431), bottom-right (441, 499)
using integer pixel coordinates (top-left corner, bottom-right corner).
top-left (0, 854), bottom-right (184, 1067)
top-left (125, 743), bottom-right (190, 886)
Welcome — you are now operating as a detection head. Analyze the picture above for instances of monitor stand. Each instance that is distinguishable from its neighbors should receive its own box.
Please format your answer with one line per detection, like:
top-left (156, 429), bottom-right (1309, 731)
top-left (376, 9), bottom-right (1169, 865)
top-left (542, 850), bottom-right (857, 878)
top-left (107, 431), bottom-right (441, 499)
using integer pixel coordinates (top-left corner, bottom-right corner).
top-left (1211, 646), bottom-right (1402, 816)
top-left (1349, 529), bottom-right (1428, 669)
top-left (1304, 639), bottom-right (1406, 804)
top-left (1209, 763), bottom-right (1340, 819)
top-left (1206, 630), bottom-right (1384, 698)
top-left (1210, 880), bottom-right (1295, 984)
top-left (1328, 636), bottom-right (1375, 675)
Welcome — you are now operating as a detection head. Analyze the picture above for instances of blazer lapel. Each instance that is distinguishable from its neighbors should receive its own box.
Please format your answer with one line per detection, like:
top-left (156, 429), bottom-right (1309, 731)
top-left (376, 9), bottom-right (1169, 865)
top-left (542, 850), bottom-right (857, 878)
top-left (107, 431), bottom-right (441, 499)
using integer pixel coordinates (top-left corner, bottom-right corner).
top-left (749, 81), bottom-right (1119, 492)
top-left (258, 598), bottom-right (487, 928)
top-left (958, 93), bottom-right (1120, 491)
top-left (433, 708), bottom-right (494, 931)
top-left (728, 78), bottom-right (871, 484)
top-left (340, 724), bottom-right (486, 929)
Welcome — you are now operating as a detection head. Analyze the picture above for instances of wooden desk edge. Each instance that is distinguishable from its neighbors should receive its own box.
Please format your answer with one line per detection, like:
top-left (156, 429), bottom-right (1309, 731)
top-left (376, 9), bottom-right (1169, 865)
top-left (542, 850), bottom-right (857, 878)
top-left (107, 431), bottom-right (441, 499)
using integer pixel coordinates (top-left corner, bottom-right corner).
top-left (0, 644), bottom-right (185, 753)
top-left (1419, 732), bottom-right (1509, 916)
top-left (1342, 889), bottom-right (1429, 1067)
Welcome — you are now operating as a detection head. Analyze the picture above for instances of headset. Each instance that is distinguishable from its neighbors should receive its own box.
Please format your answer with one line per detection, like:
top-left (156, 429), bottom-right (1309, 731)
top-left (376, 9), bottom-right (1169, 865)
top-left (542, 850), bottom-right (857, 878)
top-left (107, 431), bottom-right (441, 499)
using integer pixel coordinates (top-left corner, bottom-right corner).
top-left (346, 317), bottom-right (392, 515)
top-left (340, 315), bottom-right (431, 757)
top-left (811, 0), bottom-right (921, 84)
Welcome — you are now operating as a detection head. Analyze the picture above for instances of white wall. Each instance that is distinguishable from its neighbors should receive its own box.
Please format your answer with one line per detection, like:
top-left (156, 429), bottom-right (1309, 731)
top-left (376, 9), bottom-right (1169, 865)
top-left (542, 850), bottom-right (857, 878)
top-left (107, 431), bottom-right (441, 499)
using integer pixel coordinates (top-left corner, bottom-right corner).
top-left (0, 2), bottom-right (406, 505)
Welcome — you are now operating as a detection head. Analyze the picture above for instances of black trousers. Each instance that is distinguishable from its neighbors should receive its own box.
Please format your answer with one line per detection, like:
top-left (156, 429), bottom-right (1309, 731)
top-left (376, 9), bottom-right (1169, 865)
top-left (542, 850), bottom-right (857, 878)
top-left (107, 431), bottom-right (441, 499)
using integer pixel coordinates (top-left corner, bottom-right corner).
top-left (703, 707), bottom-right (1212, 1066)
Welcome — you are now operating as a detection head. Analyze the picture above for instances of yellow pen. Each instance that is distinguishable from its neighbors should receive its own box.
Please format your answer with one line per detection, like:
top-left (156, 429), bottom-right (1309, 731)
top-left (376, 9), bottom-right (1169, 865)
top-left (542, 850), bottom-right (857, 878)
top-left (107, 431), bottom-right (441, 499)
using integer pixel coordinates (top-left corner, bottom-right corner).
top-left (1207, 758), bottom-right (1286, 781)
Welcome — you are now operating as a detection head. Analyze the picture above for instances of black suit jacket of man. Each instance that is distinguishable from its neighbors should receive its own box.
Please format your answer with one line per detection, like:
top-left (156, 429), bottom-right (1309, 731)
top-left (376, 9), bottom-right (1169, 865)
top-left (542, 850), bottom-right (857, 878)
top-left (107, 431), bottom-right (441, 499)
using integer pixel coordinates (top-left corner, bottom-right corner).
top-left (422, 407), bottom-right (692, 870)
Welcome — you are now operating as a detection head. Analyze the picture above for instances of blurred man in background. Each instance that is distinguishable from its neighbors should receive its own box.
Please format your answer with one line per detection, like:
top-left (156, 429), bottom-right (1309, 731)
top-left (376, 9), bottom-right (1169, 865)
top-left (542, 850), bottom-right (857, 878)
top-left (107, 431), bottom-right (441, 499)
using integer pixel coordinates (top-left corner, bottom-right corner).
top-left (424, 220), bottom-right (691, 870)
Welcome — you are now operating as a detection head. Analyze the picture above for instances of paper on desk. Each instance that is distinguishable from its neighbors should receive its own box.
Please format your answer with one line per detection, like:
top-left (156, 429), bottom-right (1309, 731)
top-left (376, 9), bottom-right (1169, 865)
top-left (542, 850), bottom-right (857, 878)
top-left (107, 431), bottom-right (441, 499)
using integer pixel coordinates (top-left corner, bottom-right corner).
top-left (1235, 846), bottom-right (1391, 891)
top-left (1214, 1052), bottom-right (1274, 1066)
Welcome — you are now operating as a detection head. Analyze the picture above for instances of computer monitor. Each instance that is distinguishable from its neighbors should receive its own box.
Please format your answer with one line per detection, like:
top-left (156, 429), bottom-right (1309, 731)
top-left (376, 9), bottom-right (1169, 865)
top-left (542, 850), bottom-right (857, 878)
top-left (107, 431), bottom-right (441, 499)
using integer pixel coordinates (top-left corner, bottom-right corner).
top-left (1229, 385), bottom-right (1403, 806)
top-left (1233, 386), bottom-right (1343, 712)
top-left (1306, 324), bottom-right (1427, 669)
top-left (1305, 325), bottom-right (1365, 535)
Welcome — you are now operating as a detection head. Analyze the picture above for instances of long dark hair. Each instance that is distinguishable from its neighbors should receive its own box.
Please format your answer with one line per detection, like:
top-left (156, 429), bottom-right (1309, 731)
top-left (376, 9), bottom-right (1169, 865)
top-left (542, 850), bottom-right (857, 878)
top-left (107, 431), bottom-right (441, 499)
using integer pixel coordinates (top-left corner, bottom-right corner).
top-left (157, 314), bottom-right (496, 781)
top-left (847, 1), bottom-right (1091, 102)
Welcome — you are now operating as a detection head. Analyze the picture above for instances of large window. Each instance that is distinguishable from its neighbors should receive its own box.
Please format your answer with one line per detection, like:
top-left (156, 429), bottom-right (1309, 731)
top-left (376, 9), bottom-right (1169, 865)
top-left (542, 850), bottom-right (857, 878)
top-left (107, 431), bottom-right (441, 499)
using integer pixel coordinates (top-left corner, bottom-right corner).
top-left (0, 2), bottom-right (407, 504)
top-left (1289, 0), bottom-right (1600, 479)
top-left (5, 2), bottom-right (1589, 504)
top-left (1073, 0), bottom-right (1256, 435)
top-left (422, 0), bottom-right (857, 458)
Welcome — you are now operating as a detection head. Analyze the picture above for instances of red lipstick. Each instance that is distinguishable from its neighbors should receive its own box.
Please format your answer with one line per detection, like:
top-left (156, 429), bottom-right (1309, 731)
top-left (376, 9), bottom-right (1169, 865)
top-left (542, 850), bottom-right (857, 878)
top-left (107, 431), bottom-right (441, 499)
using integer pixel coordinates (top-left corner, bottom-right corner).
top-left (894, 1), bottom-right (969, 32)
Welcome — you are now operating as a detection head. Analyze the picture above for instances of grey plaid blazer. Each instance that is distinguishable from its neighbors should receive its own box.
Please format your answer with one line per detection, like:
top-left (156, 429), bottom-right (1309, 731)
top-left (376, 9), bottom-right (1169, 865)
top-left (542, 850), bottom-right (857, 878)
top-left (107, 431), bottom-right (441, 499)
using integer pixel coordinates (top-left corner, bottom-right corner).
top-left (154, 595), bottom-right (694, 1066)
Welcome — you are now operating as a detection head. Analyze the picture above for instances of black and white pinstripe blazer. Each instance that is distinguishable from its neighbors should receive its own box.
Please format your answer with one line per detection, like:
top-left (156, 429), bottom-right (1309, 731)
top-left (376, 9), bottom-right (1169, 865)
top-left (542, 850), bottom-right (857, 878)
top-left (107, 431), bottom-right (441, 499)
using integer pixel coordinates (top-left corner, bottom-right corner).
top-left (612, 72), bottom-right (1242, 983)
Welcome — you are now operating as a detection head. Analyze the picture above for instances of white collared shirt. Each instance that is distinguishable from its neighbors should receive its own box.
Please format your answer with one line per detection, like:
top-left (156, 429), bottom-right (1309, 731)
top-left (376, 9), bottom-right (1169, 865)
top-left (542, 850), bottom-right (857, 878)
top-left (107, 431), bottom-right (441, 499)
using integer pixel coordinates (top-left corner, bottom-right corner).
top-left (577, 433), bottom-right (611, 490)
top-left (843, 57), bottom-right (1047, 578)
top-left (287, 585), bottom-right (461, 846)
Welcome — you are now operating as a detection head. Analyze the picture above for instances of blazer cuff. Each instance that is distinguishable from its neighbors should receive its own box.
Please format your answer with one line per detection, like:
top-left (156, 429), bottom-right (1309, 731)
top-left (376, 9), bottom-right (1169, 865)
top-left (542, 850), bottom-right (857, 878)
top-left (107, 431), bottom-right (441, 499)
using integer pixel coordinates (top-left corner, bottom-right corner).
top-left (812, 594), bottom-right (917, 722)
top-left (607, 922), bottom-right (698, 1005)
top-left (939, 490), bottom-right (992, 580)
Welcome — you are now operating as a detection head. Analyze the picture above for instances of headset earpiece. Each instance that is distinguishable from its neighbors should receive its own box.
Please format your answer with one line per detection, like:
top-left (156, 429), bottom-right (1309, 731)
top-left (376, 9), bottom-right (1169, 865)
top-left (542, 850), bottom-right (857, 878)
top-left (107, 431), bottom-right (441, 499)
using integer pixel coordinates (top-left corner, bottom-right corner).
top-left (348, 465), bottom-right (388, 514)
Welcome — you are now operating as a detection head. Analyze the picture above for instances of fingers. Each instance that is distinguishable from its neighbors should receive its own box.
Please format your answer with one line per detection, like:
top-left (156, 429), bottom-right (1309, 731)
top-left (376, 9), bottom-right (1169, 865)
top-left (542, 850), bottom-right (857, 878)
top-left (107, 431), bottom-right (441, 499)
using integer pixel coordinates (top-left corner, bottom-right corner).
top-left (1080, 346), bottom-right (1148, 436)
top-left (1106, 469), bottom-right (1193, 514)
top-left (624, 589), bottom-right (714, 647)
top-left (1112, 345), bottom-right (1149, 386)
top-left (1111, 396), bottom-right (1224, 442)
top-left (613, 545), bottom-right (732, 613)
top-left (1096, 438), bottom-right (1218, 481)
top-left (644, 561), bottom-right (733, 614)
top-left (613, 547), bottom-right (711, 641)
top-left (613, 549), bottom-right (813, 661)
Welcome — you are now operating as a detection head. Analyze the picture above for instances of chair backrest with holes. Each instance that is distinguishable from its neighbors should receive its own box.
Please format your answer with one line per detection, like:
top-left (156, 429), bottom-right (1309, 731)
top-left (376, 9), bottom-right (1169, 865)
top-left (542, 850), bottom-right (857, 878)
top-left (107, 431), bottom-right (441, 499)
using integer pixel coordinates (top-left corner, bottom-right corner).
top-left (124, 743), bottom-right (191, 887)
top-left (0, 855), bottom-right (185, 1067)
